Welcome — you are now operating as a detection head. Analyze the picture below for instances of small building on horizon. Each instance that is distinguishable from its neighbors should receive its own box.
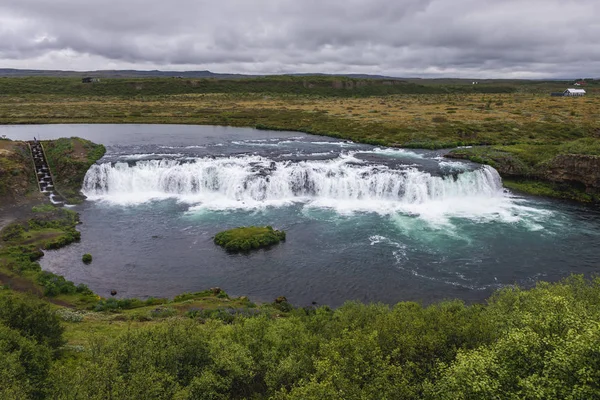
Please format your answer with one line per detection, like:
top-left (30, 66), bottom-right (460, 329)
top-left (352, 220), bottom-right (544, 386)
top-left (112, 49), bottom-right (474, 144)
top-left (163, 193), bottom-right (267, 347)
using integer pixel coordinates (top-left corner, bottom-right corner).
top-left (564, 88), bottom-right (586, 96)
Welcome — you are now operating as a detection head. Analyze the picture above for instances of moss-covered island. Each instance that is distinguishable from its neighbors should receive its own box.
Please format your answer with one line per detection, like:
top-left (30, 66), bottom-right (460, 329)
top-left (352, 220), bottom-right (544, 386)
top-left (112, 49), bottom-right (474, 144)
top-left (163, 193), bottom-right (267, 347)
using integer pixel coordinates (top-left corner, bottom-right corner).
top-left (214, 226), bottom-right (286, 252)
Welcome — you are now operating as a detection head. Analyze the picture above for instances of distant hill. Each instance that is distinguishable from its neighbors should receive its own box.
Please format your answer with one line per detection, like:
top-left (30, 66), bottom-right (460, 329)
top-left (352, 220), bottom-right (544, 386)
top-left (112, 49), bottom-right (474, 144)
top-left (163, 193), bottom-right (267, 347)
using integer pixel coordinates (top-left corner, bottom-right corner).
top-left (0, 68), bottom-right (405, 80)
top-left (0, 68), bottom-right (252, 79)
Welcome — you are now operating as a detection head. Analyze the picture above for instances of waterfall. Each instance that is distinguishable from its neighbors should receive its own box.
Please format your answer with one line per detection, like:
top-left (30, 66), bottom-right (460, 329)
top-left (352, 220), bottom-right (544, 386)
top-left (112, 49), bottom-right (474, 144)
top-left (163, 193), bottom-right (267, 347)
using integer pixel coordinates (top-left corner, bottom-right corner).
top-left (82, 155), bottom-right (504, 209)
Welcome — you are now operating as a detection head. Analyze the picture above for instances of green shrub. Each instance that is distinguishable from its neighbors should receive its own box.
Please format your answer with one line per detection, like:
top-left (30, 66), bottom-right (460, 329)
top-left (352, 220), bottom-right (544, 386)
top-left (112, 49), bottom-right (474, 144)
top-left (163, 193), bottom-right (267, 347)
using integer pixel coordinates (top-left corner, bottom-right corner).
top-left (214, 226), bottom-right (286, 252)
top-left (43, 229), bottom-right (80, 250)
top-left (0, 295), bottom-right (65, 349)
top-left (1, 223), bottom-right (24, 242)
top-left (82, 253), bottom-right (92, 264)
top-left (149, 307), bottom-right (177, 319)
top-left (0, 323), bottom-right (53, 399)
top-left (31, 204), bottom-right (56, 213)
top-left (3, 276), bottom-right (599, 399)
top-left (37, 271), bottom-right (78, 297)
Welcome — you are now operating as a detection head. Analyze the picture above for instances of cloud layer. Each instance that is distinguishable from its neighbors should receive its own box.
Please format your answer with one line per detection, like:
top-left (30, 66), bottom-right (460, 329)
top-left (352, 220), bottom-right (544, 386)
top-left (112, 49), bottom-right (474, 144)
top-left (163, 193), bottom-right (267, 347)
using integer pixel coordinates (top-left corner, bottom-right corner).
top-left (1, 0), bottom-right (599, 78)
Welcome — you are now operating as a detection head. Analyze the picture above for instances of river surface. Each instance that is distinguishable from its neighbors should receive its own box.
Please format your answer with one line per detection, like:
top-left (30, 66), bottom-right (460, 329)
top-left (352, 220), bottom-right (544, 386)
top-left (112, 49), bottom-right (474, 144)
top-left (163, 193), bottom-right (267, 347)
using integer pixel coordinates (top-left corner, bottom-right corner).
top-left (2, 124), bottom-right (599, 307)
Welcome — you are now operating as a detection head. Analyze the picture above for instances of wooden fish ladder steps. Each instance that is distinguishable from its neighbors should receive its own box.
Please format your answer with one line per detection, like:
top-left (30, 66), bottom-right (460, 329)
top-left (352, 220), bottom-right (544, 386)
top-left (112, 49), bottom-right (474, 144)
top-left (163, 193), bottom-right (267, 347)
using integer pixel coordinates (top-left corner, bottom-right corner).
top-left (28, 140), bottom-right (66, 206)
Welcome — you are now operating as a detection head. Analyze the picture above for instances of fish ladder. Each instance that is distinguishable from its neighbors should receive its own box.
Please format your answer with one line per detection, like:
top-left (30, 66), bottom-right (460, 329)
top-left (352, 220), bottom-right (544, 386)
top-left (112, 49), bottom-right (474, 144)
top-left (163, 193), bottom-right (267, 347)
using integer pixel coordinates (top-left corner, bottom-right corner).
top-left (28, 140), bottom-right (65, 205)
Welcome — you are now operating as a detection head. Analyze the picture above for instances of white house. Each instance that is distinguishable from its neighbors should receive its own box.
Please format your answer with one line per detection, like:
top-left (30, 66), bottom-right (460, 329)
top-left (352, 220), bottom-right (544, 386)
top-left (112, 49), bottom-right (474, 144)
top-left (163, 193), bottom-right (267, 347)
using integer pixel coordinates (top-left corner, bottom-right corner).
top-left (564, 88), bottom-right (586, 96)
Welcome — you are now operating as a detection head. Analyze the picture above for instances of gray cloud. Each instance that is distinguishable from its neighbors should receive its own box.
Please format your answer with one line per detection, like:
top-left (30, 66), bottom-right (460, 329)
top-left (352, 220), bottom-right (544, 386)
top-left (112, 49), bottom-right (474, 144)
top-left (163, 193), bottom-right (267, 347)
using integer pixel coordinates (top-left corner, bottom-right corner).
top-left (0, 0), bottom-right (599, 78)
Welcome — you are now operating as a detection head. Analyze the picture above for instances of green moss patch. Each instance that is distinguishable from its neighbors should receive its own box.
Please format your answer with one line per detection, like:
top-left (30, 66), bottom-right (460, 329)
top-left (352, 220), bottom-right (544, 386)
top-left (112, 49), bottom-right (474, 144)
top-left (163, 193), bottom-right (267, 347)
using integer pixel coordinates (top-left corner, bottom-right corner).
top-left (214, 226), bottom-right (286, 252)
top-left (0, 205), bottom-right (94, 305)
top-left (42, 137), bottom-right (106, 204)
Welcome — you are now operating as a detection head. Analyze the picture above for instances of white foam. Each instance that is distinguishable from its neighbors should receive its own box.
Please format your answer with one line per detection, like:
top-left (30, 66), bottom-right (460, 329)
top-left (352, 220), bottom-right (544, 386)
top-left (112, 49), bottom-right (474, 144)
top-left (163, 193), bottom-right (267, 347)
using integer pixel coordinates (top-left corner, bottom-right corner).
top-left (368, 235), bottom-right (408, 263)
top-left (231, 141), bottom-right (280, 147)
top-left (309, 141), bottom-right (357, 147)
top-left (80, 154), bottom-right (548, 226)
top-left (364, 147), bottom-right (424, 159)
top-left (120, 153), bottom-right (183, 160)
top-left (438, 160), bottom-right (470, 172)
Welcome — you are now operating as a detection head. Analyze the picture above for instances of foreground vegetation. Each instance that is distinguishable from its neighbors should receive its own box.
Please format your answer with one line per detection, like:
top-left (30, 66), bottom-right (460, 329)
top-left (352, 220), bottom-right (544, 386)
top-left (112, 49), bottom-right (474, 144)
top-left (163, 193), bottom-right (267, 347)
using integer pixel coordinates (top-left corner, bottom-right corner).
top-left (1, 275), bottom-right (600, 399)
top-left (214, 226), bottom-right (286, 252)
top-left (1, 76), bottom-right (599, 200)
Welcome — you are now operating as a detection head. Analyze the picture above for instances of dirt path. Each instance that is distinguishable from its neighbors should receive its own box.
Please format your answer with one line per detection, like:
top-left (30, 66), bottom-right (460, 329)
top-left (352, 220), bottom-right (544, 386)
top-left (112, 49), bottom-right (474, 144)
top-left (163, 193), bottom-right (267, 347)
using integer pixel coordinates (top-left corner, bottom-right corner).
top-left (0, 197), bottom-right (45, 233)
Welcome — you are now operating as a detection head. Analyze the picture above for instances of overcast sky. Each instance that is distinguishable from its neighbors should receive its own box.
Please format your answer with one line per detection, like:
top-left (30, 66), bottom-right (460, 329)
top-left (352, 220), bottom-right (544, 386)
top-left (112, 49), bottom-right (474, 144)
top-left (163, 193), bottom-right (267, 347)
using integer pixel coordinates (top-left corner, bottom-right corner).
top-left (1, 0), bottom-right (599, 78)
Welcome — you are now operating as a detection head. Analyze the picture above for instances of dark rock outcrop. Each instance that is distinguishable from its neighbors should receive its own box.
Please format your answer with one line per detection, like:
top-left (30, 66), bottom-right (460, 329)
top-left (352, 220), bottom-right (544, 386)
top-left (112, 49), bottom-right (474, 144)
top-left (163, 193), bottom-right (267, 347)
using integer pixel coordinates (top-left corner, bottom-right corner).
top-left (544, 154), bottom-right (600, 194)
top-left (446, 149), bottom-right (530, 177)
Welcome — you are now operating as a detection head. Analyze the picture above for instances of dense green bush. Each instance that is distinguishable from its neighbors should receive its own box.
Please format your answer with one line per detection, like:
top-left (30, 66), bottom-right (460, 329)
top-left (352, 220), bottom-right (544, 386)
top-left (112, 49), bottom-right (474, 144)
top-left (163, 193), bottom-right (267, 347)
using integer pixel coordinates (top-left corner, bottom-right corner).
top-left (46, 276), bottom-right (600, 398)
top-left (0, 276), bottom-right (600, 398)
top-left (214, 226), bottom-right (286, 252)
top-left (0, 295), bottom-right (65, 350)
top-left (36, 271), bottom-right (91, 297)
top-left (42, 228), bottom-right (81, 250)
top-left (1, 223), bottom-right (25, 242)
top-left (0, 323), bottom-right (53, 399)
top-left (82, 253), bottom-right (92, 263)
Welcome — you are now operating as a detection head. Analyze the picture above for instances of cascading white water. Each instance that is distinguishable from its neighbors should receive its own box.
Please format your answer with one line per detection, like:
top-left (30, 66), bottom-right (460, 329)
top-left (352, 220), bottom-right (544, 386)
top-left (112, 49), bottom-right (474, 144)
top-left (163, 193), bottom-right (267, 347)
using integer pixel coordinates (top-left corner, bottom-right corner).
top-left (82, 155), bottom-right (505, 211)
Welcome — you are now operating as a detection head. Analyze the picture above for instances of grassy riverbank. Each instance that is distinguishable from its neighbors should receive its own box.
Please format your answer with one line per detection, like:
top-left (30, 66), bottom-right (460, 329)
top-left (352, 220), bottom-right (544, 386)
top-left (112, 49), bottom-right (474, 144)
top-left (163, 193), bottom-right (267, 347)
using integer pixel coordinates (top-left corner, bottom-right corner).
top-left (0, 137), bottom-right (105, 307)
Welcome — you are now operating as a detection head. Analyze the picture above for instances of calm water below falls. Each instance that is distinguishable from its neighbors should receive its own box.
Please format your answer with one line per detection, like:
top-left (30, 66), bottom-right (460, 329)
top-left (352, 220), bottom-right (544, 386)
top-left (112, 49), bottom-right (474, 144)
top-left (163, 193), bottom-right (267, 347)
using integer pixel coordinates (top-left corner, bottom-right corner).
top-left (3, 124), bottom-right (600, 307)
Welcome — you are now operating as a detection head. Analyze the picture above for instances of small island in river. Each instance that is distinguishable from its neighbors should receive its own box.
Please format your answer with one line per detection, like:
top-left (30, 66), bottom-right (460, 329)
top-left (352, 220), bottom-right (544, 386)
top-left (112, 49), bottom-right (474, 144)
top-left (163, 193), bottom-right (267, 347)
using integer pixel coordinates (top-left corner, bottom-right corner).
top-left (214, 226), bottom-right (286, 252)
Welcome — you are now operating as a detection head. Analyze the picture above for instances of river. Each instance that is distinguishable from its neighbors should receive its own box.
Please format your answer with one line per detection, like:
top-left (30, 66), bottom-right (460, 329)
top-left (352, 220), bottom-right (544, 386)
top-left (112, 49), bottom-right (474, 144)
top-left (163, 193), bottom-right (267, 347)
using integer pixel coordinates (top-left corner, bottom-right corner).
top-left (2, 124), bottom-right (599, 307)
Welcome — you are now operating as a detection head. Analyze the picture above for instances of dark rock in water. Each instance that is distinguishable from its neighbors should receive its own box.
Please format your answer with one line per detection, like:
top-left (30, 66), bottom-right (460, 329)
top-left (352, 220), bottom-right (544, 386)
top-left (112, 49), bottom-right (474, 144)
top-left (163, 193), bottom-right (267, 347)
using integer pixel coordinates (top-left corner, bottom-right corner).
top-left (312, 301), bottom-right (318, 305)
top-left (210, 287), bottom-right (222, 295)
top-left (275, 296), bottom-right (288, 304)
top-left (110, 290), bottom-right (117, 296)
